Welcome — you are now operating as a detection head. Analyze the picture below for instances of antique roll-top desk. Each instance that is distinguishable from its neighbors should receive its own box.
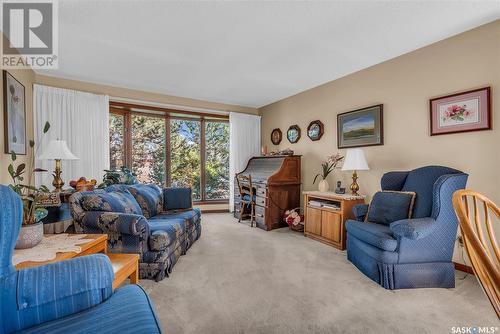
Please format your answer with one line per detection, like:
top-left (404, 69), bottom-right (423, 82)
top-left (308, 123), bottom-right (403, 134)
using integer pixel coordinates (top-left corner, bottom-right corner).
top-left (234, 155), bottom-right (301, 230)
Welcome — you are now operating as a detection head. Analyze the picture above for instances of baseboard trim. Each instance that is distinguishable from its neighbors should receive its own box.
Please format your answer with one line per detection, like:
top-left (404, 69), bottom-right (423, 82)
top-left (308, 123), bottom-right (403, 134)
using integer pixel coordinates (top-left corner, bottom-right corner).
top-left (453, 262), bottom-right (475, 275)
top-left (201, 209), bottom-right (230, 213)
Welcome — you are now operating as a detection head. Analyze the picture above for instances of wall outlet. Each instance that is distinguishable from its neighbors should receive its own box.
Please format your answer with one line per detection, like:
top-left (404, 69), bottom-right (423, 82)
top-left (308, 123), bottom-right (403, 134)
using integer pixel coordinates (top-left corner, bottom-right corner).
top-left (457, 235), bottom-right (464, 247)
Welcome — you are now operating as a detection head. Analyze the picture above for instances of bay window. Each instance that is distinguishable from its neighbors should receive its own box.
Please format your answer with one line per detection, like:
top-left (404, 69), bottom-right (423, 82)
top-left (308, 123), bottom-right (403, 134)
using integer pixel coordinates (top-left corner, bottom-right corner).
top-left (108, 102), bottom-right (229, 203)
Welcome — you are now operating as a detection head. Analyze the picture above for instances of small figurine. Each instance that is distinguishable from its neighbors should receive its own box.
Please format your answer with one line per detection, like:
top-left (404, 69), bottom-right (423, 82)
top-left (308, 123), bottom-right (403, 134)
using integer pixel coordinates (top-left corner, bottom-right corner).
top-left (335, 181), bottom-right (346, 194)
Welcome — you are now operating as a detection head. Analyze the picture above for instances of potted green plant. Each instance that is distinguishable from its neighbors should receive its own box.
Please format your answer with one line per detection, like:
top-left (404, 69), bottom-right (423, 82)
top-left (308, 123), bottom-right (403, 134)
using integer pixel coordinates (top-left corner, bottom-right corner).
top-left (98, 166), bottom-right (137, 189)
top-left (313, 153), bottom-right (344, 192)
top-left (8, 121), bottom-right (51, 249)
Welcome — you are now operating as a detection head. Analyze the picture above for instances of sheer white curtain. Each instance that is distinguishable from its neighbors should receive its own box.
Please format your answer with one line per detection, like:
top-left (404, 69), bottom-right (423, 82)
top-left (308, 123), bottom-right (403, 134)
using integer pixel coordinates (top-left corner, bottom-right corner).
top-left (33, 84), bottom-right (110, 187)
top-left (229, 112), bottom-right (261, 211)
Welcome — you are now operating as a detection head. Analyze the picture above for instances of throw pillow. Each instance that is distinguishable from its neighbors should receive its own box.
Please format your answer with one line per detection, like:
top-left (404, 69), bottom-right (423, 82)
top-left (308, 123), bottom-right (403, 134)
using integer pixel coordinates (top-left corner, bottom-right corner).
top-left (127, 184), bottom-right (163, 218)
top-left (365, 191), bottom-right (416, 225)
top-left (81, 190), bottom-right (143, 215)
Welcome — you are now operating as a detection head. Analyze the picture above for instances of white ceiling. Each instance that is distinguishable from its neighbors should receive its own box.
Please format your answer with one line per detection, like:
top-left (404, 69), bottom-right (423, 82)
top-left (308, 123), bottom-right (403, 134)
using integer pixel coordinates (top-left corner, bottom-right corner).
top-left (38, 1), bottom-right (500, 108)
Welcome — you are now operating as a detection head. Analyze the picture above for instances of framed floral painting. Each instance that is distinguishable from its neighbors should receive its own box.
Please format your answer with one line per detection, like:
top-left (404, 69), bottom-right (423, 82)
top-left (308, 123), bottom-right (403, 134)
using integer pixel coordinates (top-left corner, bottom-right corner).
top-left (430, 87), bottom-right (491, 136)
top-left (3, 71), bottom-right (26, 154)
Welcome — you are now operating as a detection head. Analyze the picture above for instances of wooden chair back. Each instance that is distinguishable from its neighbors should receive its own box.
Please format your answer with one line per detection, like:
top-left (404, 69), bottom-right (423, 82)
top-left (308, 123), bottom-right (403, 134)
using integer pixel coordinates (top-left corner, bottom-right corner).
top-left (453, 189), bottom-right (500, 318)
top-left (236, 174), bottom-right (254, 201)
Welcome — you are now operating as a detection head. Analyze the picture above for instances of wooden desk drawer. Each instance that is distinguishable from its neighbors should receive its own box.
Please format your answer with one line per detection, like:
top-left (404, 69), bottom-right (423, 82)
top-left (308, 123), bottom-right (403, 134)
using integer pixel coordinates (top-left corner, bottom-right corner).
top-left (255, 187), bottom-right (267, 197)
top-left (255, 196), bottom-right (267, 207)
top-left (255, 205), bottom-right (266, 218)
top-left (255, 215), bottom-right (265, 227)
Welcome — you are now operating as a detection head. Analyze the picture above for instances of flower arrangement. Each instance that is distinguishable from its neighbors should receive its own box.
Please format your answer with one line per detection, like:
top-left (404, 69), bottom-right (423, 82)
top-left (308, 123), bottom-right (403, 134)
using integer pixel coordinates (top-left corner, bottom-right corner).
top-left (284, 208), bottom-right (304, 232)
top-left (443, 104), bottom-right (472, 122)
top-left (313, 153), bottom-right (344, 184)
top-left (7, 121), bottom-right (51, 225)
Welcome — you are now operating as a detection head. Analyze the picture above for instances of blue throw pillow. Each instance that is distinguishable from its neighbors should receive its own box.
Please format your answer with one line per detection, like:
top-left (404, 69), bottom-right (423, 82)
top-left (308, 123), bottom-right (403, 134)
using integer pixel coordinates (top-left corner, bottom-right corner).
top-left (366, 191), bottom-right (416, 225)
top-left (81, 190), bottom-right (143, 215)
top-left (127, 184), bottom-right (163, 218)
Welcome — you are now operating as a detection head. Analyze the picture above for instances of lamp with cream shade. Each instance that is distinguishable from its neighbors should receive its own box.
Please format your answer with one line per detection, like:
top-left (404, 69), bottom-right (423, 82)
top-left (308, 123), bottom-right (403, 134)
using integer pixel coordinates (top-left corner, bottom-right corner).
top-left (341, 148), bottom-right (369, 196)
top-left (38, 140), bottom-right (79, 192)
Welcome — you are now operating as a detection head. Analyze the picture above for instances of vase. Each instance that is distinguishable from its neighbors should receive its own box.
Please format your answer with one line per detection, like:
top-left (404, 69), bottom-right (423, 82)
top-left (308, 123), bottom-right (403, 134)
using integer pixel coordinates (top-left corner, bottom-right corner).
top-left (15, 222), bottom-right (44, 249)
top-left (318, 179), bottom-right (329, 192)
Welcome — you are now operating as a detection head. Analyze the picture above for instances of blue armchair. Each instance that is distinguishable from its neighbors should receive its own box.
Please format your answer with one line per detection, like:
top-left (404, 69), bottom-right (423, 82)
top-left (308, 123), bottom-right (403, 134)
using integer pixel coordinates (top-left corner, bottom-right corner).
top-left (346, 166), bottom-right (468, 289)
top-left (0, 185), bottom-right (162, 333)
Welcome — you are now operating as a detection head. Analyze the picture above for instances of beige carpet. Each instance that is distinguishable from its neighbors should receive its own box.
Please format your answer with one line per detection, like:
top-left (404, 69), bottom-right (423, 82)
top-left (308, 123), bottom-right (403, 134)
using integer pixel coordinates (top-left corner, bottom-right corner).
top-left (140, 213), bottom-right (498, 334)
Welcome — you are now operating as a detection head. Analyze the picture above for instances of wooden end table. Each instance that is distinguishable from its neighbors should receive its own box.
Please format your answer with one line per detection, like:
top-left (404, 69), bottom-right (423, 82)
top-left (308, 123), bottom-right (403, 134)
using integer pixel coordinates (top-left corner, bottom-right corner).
top-left (108, 253), bottom-right (140, 289)
top-left (303, 191), bottom-right (365, 250)
top-left (15, 234), bottom-right (139, 289)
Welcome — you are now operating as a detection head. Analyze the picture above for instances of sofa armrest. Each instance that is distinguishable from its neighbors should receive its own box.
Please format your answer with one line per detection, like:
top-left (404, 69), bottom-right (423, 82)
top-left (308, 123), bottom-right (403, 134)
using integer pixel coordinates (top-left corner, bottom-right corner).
top-left (82, 211), bottom-right (149, 236)
top-left (10, 255), bottom-right (114, 332)
top-left (163, 187), bottom-right (192, 210)
top-left (390, 217), bottom-right (436, 240)
top-left (352, 204), bottom-right (369, 221)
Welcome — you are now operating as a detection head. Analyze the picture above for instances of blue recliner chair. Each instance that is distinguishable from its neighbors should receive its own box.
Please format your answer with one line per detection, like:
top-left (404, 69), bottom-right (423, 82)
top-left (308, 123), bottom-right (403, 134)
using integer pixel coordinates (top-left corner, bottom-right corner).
top-left (346, 166), bottom-right (468, 289)
top-left (0, 185), bottom-right (162, 333)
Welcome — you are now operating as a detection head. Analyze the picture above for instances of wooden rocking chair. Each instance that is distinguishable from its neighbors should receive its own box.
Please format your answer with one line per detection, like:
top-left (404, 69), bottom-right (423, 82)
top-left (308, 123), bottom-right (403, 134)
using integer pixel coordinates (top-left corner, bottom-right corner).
top-left (453, 189), bottom-right (500, 318)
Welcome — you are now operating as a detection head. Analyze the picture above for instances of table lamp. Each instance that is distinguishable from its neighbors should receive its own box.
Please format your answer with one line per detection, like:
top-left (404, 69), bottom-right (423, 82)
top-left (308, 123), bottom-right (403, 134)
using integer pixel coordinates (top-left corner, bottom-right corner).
top-left (38, 140), bottom-right (79, 192)
top-left (341, 148), bottom-right (369, 196)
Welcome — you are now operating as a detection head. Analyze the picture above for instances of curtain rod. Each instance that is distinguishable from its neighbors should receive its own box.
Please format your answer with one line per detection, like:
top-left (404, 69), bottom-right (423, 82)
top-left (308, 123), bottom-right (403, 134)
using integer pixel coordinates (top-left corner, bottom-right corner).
top-left (109, 96), bottom-right (231, 117)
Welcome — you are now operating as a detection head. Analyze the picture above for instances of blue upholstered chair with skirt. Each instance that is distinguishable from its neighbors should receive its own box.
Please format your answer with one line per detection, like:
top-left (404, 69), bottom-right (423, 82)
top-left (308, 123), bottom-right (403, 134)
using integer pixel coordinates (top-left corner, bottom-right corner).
top-left (0, 185), bottom-right (162, 333)
top-left (346, 166), bottom-right (468, 289)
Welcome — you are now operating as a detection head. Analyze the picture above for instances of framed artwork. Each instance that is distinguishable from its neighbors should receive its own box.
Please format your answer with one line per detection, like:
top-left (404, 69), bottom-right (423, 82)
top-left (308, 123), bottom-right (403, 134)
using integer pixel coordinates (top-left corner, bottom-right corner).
top-left (271, 128), bottom-right (282, 145)
top-left (307, 120), bottom-right (324, 141)
top-left (430, 87), bottom-right (491, 136)
top-left (337, 104), bottom-right (383, 149)
top-left (3, 71), bottom-right (26, 155)
top-left (287, 125), bottom-right (301, 144)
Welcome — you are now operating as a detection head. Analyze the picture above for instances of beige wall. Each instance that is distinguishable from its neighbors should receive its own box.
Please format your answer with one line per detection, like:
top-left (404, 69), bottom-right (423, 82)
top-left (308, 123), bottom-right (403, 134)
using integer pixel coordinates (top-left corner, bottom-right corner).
top-left (260, 20), bottom-right (500, 263)
top-left (0, 35), bottom-right (36, 185)
top-left (34, 74), bottom-right (259, 115)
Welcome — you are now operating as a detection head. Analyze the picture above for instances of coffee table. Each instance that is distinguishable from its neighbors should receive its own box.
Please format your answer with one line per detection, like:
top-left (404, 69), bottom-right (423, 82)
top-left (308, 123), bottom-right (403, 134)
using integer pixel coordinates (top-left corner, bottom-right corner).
top-left (14, 234), bottom-right (139, 289)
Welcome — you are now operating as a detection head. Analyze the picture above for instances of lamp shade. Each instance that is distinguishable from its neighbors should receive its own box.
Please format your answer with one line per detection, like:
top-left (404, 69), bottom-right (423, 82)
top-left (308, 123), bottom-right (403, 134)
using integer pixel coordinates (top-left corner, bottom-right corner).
top-left (341, 148), bottom-right (369, 171)
top-left (38, 140), bottom-right (79, 160)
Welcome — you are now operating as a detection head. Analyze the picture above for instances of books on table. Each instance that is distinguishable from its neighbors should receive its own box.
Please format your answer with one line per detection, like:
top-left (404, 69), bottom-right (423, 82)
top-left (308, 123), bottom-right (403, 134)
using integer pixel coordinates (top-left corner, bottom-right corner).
top-left (308, 200), bottom-right (340, 210)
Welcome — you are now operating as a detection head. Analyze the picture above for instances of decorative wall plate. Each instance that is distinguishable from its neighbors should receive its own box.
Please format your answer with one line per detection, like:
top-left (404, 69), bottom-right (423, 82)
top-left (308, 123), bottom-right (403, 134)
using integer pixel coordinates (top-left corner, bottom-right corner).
top-left (287, 125), bottom-right (301, 144)
top-left (307, 120), bottom-right (324, 141)
top-left (271, 128), bottom-right (282, 145)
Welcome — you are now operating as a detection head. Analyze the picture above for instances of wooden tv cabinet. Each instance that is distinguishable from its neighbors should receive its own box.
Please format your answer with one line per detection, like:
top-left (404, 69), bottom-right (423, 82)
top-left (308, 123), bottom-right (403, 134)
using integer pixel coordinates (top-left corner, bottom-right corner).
top-left (303, 191), bottom-right (365, 250)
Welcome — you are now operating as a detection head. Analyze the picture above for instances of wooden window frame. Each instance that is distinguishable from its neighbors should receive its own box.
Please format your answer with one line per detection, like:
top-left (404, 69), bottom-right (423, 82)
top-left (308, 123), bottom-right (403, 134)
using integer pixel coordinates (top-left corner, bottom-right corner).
top-left (109, 102), bottom-right (229, 204)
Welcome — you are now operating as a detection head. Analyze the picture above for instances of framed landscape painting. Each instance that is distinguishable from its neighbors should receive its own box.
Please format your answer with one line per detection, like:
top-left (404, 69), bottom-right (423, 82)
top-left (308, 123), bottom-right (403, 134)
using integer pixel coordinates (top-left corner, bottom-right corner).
top-left (337, 104), bottom-right (383, 148)
top-left (430, 87), bottom-right (491, 136)
top-left (3, 71), bottom-right (26, 155)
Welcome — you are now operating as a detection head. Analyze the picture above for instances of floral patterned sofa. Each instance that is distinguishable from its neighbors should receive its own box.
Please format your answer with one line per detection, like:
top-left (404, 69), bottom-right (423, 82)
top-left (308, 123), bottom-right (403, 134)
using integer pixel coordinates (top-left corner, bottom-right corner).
top-left (69, 184), bottom-right (201, 281)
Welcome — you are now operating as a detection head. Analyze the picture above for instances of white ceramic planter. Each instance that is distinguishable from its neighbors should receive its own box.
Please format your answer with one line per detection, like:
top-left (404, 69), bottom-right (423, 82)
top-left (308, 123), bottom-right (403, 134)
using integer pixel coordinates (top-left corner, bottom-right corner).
top-left (318, 179), bottom-right (329, 192)
top-left (15, 222), bottom-right (43, 249)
